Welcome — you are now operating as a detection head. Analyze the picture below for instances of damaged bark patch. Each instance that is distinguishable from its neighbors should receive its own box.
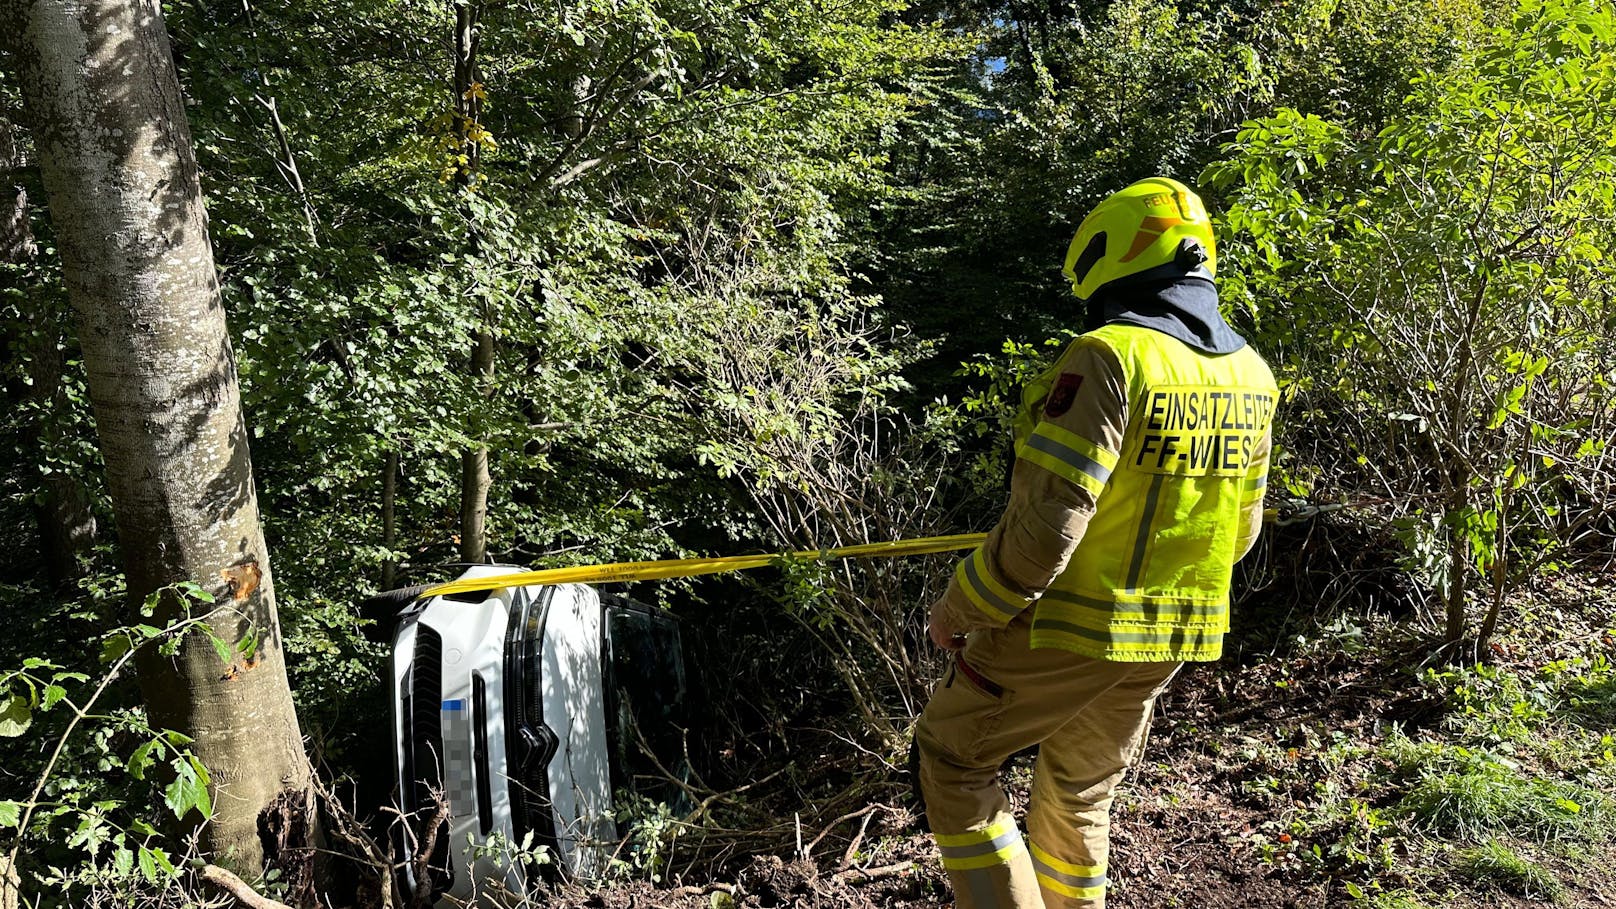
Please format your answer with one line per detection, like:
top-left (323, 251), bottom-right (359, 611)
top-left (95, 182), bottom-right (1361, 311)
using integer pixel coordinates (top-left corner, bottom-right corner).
top-left (258, 788), bottom-right (316, 908)
top-left (222, 559), bottom-right (262, 602)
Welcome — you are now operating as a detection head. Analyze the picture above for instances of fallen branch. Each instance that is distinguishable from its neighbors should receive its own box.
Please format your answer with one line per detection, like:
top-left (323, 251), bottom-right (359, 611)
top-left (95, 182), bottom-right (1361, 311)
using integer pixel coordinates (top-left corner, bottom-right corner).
top-left (673, 882), bottom-right (737, 897)
top-left (840, 807), bottom-right (879, 870)
top-left (804, 803), bottom-right (881, 859)
top-left (832, 860), bottom-right (913, 885)
top-left (200, 865), bottom-right (295, 909)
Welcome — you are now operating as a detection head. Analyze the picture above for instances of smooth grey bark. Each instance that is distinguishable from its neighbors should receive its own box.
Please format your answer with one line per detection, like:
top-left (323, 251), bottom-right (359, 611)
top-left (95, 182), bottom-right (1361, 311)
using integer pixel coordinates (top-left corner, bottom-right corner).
top-left (4, 0), bottom-right (312, 874)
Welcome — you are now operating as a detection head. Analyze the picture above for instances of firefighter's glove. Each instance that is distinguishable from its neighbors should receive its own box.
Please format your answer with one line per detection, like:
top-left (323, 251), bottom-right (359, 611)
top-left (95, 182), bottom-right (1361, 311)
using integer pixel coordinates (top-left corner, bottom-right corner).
top-left (927, 596), bottom-right (968, 652)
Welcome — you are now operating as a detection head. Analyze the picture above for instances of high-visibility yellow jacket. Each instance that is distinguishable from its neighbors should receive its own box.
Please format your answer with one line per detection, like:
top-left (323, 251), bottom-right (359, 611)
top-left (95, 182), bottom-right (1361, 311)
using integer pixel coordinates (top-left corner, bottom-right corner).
top-left (939, 323), bottom-right (1277, 662)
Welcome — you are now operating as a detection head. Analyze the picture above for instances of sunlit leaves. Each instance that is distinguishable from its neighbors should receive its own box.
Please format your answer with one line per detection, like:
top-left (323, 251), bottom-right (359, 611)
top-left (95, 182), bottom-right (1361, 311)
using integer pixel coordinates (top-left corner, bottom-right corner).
top-left (1210, 0), bottom-right (1616, 642)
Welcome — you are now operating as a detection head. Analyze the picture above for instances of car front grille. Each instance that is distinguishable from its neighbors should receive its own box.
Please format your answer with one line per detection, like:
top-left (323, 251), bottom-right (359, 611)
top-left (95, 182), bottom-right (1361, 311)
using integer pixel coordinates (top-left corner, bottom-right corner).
top-left (505, 602), bottom-right (560, 874)
top-left (408, 625), bottom-right (453, 893)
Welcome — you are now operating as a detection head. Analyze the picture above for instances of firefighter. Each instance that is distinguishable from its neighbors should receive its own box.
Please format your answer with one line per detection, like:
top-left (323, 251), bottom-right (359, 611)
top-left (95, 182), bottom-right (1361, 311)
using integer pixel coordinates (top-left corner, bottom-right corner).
top-left (914, 177), bottom-right (1277, 909)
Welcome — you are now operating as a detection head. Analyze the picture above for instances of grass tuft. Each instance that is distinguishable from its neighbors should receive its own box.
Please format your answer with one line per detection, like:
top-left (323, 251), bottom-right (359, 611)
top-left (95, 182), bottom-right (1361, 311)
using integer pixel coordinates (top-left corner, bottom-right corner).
top-left (1393, 745), bottom-right (1609, 842)
top-left (1452, 839), bottom-right (1563, 902)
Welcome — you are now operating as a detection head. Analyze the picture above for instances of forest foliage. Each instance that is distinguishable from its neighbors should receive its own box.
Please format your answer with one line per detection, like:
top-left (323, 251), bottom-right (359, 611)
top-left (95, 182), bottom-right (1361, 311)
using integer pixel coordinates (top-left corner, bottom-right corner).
top-left (1, 0), bottom-right (1613, 902)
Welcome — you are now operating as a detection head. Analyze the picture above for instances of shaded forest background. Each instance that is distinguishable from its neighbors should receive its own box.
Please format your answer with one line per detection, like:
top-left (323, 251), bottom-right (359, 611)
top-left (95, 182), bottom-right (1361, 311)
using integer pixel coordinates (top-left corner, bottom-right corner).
top-left (1, 0), bottom-right (1614, 904)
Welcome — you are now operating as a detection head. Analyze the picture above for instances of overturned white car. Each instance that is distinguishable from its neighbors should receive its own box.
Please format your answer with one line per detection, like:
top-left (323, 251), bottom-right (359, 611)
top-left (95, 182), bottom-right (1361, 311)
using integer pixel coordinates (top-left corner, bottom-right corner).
top-left (385, 566), bottom-right (690, 905)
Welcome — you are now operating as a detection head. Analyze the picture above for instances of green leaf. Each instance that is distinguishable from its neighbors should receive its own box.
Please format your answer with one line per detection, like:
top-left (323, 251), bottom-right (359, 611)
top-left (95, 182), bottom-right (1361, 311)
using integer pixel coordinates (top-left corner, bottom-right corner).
top-left (99, 633), bottom-right (134, 664)
top-left (206, 629), bottom-right (233, 667)
top-left (41, 684), bottom-right (68, 711)
top-left (238, 627), bottom-right (260, 662)
top-left (127, 739), bottom-right (159, 781)
top-left (163, 755), bottom-right (213, 820)
top-left (0, 800), bottom-right (20, 829)
top-left (137, 845), bottom-right (158, 883)
top-left (67, 811), bottom-right (110, 853)
top-left (179, 581), bottom-right (216, 604)
top-left (0, 695), bottom-right (32, 737)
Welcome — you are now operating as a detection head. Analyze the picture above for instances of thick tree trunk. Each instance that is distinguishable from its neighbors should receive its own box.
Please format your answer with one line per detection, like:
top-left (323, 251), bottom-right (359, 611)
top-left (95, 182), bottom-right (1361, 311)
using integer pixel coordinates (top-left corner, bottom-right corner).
top-left (5, 0), bottom-right (312, 875)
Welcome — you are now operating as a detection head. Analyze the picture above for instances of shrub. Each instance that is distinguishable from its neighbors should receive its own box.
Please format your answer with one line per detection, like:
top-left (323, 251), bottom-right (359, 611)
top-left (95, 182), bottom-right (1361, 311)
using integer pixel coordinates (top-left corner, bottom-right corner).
top-left (1207, 0), bottom-right (1616, 655)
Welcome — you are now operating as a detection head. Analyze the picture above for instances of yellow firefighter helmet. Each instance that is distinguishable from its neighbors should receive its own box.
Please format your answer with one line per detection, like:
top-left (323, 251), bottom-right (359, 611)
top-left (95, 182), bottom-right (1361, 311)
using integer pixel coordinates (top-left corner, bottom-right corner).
top-left (1062, 177), bottom-right (1217, 301)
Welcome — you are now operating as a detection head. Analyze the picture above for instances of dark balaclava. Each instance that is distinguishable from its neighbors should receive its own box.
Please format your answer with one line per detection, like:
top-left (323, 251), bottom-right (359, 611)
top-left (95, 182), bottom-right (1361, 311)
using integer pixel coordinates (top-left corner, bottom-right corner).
top-left (1083, 275), bottom-right (1246, 355)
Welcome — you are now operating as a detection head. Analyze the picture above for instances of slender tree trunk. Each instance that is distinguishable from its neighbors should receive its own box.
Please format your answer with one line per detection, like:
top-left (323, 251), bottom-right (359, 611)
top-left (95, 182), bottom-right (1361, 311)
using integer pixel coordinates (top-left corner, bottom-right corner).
top-left (5, 0), bottom-right (312, 876)
top-left (2, 116), bottom-right (36, 262)
top-left (381, 449), bottom-right (398, 588)
top-left (31, 389), bottom-right (99, 587)
top-left (0, 852), bottom-right (16, 909)
top-left (459, 414), bottom-right (491, 563)
top-left (460, 331), bottom-right (493, 563)
top-left (1443, 516), bottom-right (1469, 649)
top-left (452, 0), bottom-right (493, 564)
top-left (3, 112), bottom-right (97, 585)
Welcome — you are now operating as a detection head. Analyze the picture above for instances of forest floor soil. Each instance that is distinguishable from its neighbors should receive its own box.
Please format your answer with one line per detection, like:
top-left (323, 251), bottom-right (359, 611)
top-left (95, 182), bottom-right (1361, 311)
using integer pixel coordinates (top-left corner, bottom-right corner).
top-left (554, 568), bottom-right (1616, 909)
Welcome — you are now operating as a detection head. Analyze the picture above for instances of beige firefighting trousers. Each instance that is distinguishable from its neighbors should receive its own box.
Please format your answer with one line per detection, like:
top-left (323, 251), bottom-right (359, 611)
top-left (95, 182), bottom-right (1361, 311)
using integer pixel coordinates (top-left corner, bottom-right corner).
top-left (915, 610), bottom-right (1180, 909)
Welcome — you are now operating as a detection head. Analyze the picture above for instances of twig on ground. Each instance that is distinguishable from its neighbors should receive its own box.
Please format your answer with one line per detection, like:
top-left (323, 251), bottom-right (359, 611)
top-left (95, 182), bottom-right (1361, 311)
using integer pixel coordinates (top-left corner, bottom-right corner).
top-left (804, 803), bottom-right (882, 859)
top-left (840, 807), bottom-right (880, 870)
top-left (673, 882), bottom-right (737, 897)
top-left (200, 864), bottom-right (296, 909)
top-left (682, 766), bottom-right (790, 825)
top-left (832, 860), bottom-right (913, 884)
top-left (313, 774), bottom-right (398, 909)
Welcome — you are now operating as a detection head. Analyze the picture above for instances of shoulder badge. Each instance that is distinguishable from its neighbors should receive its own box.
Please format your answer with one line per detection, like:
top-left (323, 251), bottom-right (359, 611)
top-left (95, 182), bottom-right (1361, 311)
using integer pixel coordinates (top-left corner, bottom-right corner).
top-left (1044, 373), bottom-right (1084, 418)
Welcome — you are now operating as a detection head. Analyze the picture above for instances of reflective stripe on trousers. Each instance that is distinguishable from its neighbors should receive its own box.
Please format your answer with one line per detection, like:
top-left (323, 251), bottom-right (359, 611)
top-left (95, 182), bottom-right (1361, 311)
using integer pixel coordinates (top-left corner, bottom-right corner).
top-left (933, 814), bottom-right (1037, 908)
top-left (915, 610), bottom-right (1180, 909)
top-left (1029, 842), bottom-right (1106, 903)
top-left (937, 816), bottom-right (1026, 870)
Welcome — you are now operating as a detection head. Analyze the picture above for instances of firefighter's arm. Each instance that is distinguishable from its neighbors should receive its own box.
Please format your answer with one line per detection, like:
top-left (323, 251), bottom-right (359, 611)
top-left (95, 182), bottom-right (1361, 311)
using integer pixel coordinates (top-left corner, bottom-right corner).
top-left (933, 339), bottom-right (1128, 636)
top-left (1234, 426), bottom-right (1272, 561)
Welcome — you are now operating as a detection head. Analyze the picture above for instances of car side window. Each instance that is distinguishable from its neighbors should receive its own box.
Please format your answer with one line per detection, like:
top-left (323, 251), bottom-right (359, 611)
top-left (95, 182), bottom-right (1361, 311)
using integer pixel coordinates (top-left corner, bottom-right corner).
top-left (603, 603), bottom-right (693, 812)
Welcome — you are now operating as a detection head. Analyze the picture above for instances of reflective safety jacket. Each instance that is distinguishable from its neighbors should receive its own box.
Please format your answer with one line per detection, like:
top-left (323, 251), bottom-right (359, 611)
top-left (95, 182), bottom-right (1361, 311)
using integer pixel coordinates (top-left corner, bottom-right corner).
top-left (938, 323), bottom-right (1277, 662)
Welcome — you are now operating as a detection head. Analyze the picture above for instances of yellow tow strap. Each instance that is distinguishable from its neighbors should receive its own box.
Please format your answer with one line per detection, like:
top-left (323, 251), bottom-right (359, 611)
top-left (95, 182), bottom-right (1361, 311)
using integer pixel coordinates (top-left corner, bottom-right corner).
top-left (420, 505), bottom-right (1318, 598)
top-left (421, 532), bottom-right (990, 598)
